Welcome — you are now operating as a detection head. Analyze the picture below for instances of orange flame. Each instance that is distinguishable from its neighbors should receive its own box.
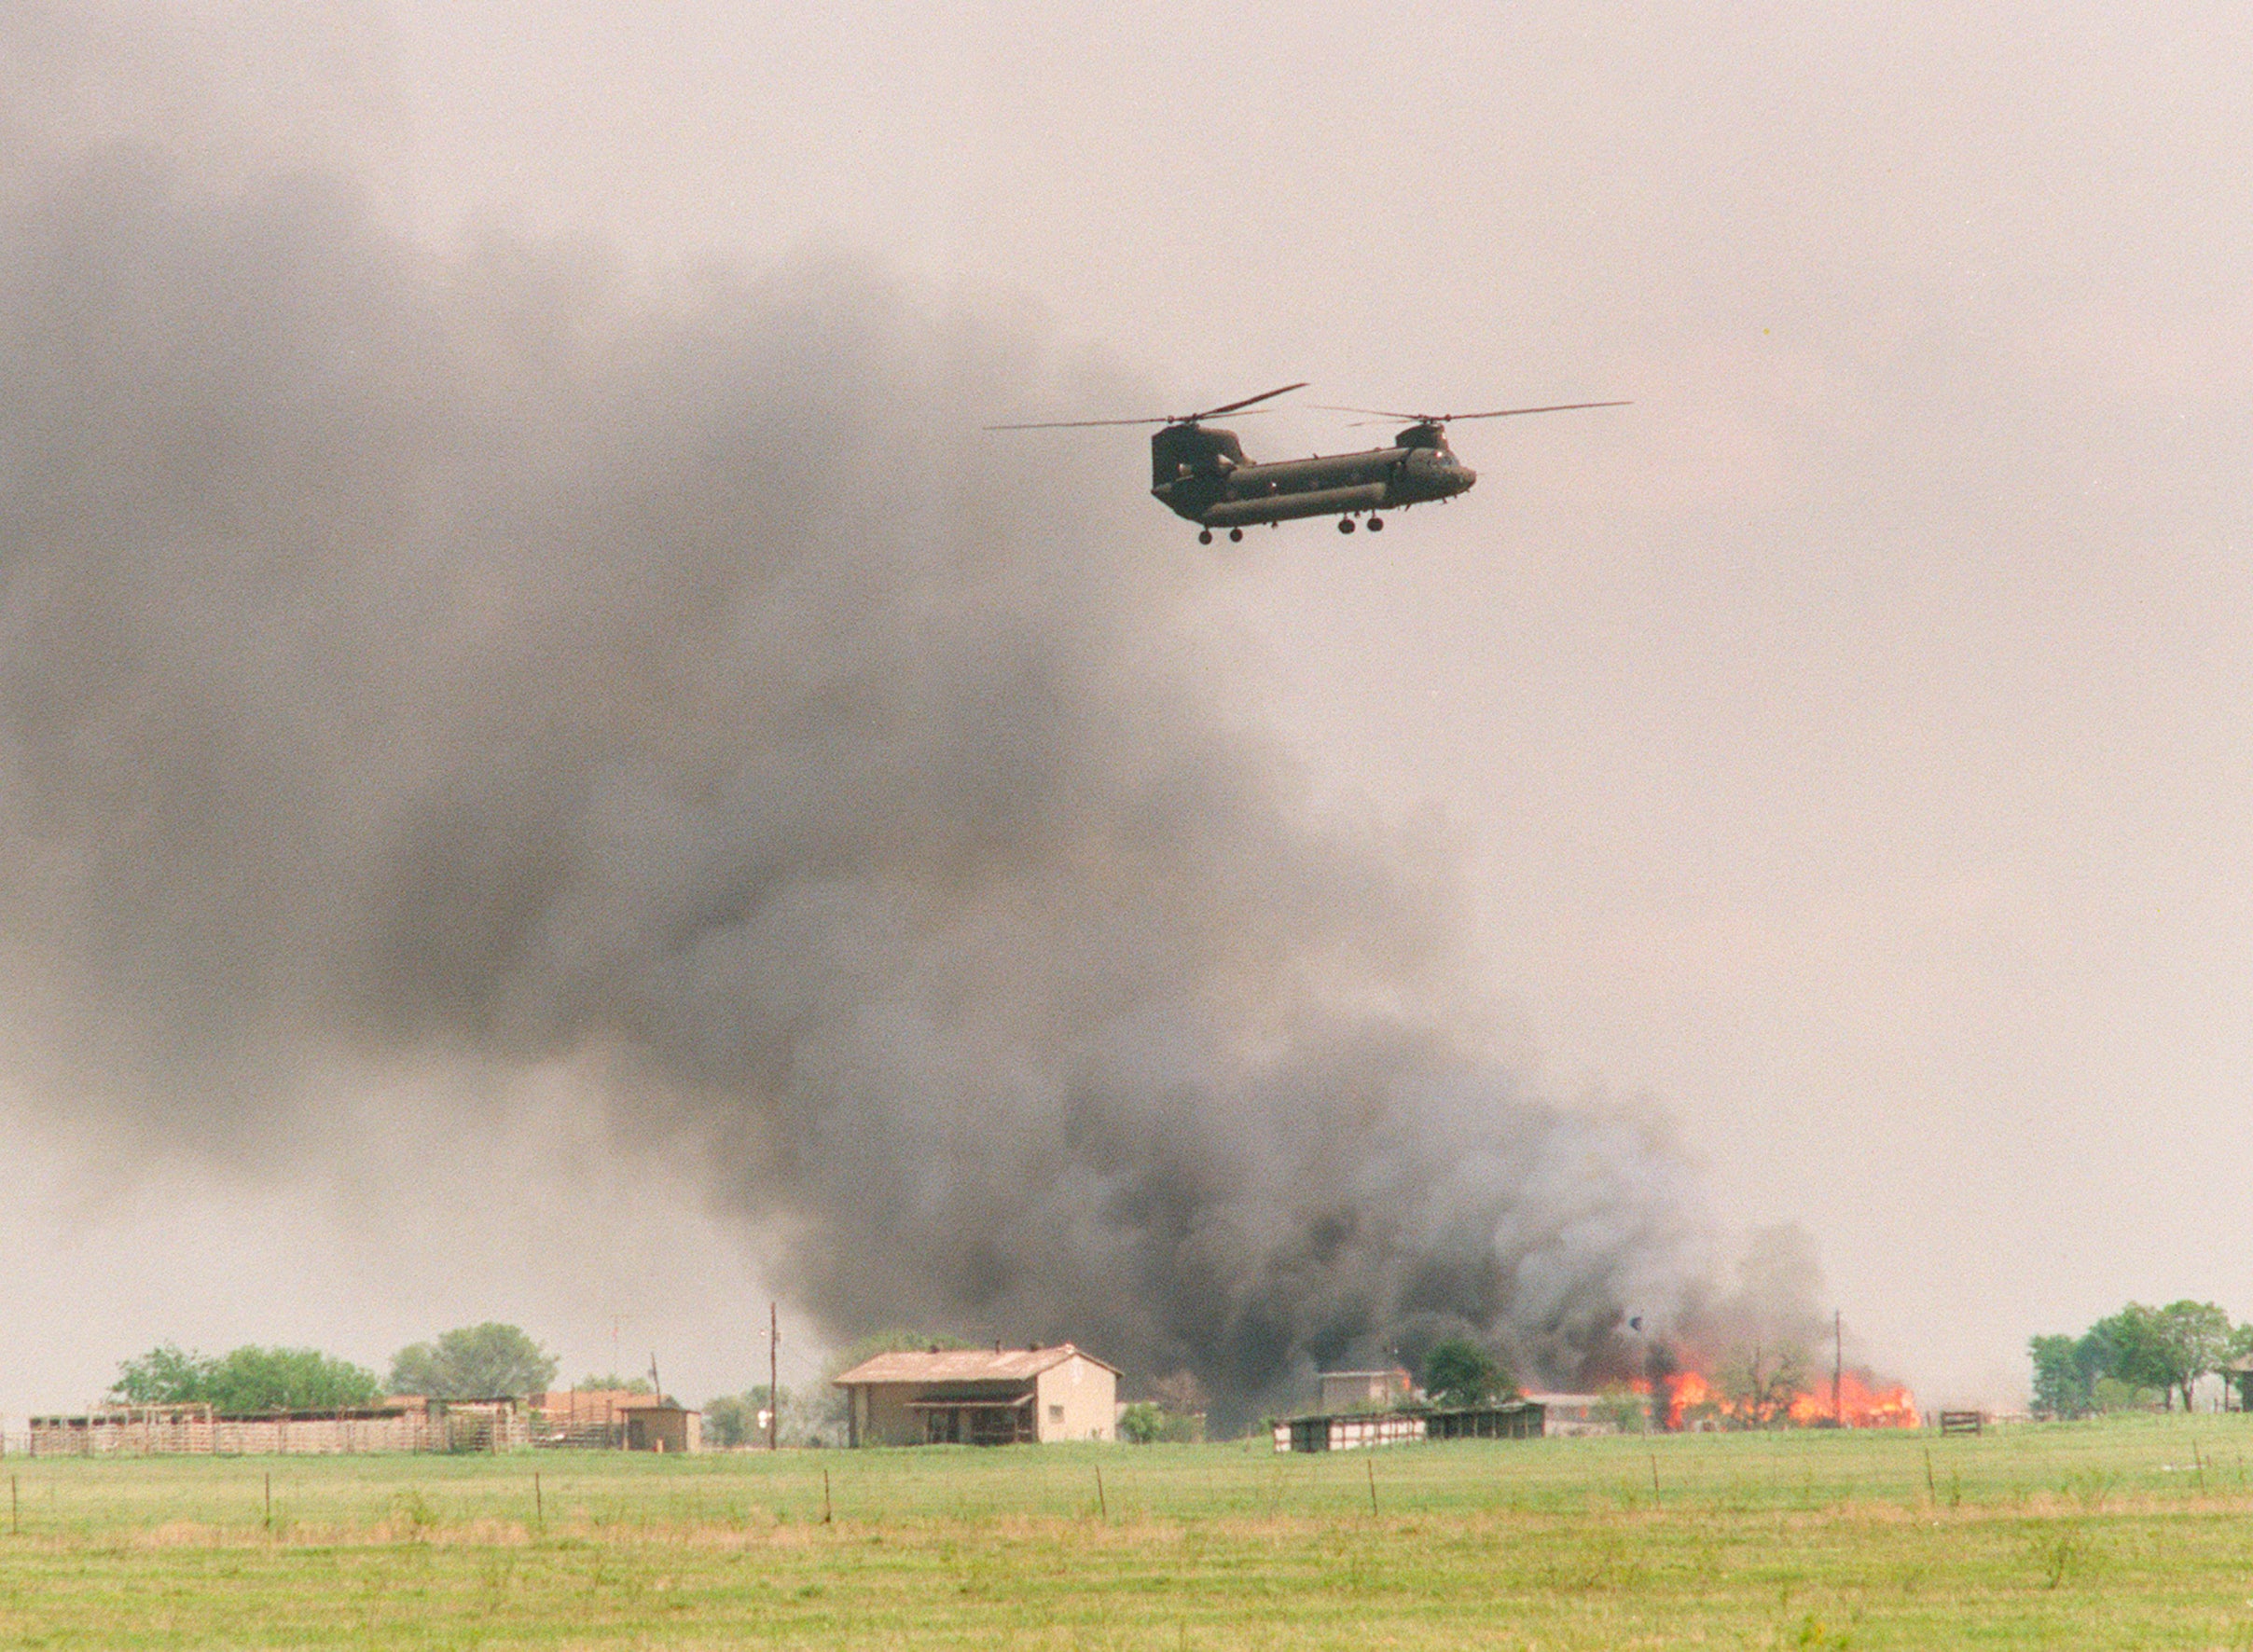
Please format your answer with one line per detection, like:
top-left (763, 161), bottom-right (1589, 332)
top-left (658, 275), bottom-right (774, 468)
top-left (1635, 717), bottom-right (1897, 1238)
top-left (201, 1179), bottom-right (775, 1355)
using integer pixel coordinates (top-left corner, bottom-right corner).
top-left (1632, 1366), bottom-right (1917, 1429)
top-left (1787, 1370), bottom-right (1921, 1429)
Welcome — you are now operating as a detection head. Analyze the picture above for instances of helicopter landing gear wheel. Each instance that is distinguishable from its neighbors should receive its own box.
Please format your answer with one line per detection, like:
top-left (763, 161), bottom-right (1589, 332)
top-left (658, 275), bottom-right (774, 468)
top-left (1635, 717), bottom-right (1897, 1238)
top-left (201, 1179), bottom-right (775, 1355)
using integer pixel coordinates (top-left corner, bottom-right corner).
top-left (1228, 528), bottom-right (1243, 543)
top-left (1198, 529), bottom-right (1213, 544)
top-left (1367, 515), bottom-right (1384, 531)
top-left (1338, 516), bottom-right (1357, 534)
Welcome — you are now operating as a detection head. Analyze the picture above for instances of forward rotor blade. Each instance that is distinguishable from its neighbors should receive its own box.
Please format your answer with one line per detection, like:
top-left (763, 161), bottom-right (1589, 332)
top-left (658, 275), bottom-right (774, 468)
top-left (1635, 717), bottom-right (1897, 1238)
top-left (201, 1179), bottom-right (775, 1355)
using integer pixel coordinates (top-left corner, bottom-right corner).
top-left (985, 408), bottom-right (1284, 432)
top-left (1313, 400), bottom-right (1631, 422)
top-left (1187, 381), bottom-right (1308, 421)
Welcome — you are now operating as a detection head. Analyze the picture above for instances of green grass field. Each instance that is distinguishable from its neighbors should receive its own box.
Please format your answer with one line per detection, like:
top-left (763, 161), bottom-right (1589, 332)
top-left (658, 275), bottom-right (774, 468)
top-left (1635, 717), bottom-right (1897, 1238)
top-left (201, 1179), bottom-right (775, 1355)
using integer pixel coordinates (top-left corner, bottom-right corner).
top-left (5, 1414), bottom-right (2253, 1647)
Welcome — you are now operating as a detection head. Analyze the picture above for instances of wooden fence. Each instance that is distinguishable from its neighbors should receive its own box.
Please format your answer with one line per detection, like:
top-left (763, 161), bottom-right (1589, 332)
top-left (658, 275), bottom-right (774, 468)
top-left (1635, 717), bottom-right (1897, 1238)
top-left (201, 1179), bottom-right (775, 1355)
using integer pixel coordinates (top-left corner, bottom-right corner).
top-left (21, 1403), bottom-right (531, 1456)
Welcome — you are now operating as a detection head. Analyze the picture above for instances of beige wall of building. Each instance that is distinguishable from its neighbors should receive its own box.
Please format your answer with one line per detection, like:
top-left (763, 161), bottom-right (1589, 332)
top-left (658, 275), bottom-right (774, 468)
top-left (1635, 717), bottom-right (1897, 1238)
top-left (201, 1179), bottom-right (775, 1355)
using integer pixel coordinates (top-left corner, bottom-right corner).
top-left (850, 1384), bottom-right (924, 1448)
top-left (621, 1402), bottom-right (700, 1453)
top-left (1032, 1353), bottom-right (1113, 1442)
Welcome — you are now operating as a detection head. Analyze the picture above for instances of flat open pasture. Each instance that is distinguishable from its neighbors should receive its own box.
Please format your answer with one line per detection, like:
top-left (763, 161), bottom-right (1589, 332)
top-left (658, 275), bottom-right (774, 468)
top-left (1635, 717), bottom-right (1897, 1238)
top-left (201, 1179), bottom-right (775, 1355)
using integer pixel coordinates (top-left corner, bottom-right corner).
top-left (6, 1415), bottom-right (2253, 1647)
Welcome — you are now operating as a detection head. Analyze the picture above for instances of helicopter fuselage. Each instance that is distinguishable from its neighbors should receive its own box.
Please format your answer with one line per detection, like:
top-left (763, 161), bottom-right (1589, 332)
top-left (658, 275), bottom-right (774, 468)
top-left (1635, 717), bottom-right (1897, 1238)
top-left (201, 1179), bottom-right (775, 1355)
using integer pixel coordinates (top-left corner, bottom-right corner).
top-left (1148, 420), bottom-right (1475, 530)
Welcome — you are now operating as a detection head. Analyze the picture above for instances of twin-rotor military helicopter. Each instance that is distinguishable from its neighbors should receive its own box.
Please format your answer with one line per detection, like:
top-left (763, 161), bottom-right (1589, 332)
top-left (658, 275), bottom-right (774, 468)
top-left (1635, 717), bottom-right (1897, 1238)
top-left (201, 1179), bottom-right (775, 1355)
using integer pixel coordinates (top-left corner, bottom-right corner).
top-left (989, 382), bottom-right (1626, 544)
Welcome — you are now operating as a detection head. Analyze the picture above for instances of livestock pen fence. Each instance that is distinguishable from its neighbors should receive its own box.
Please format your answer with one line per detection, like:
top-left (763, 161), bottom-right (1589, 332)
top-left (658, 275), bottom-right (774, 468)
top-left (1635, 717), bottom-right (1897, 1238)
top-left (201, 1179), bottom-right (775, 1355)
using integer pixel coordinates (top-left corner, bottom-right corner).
top-left (11, 1402), bottom-right (531, 1457)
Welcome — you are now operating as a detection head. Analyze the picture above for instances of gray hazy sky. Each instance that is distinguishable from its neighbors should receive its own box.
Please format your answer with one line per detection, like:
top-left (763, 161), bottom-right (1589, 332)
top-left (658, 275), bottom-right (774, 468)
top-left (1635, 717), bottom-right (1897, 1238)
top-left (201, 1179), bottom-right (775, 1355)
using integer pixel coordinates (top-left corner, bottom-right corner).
top-left (4, 0), bottom-right (2249, 1412)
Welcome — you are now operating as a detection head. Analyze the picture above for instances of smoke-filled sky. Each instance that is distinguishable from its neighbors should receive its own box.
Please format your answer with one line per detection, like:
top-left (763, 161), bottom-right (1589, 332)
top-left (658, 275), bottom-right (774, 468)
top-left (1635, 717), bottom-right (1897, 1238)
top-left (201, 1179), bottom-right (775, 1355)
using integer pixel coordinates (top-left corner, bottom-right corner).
top-left (3, 1), bottom-right (2249, 1417)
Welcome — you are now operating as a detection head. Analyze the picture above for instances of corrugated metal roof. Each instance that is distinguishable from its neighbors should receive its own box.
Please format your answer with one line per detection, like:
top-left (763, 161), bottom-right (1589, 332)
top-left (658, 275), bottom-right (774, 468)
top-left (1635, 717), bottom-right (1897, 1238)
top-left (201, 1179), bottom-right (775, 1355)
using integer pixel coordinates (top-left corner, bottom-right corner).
top-left (832, 1343), bottom-right (1121, 1386)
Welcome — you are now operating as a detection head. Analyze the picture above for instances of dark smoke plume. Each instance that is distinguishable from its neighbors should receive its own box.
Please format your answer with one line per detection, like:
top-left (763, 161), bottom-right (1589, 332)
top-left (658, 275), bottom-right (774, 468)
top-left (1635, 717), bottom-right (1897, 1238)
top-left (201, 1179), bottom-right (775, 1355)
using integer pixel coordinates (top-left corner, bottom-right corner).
top-left (0, 131), bottom-right (1707, 1420)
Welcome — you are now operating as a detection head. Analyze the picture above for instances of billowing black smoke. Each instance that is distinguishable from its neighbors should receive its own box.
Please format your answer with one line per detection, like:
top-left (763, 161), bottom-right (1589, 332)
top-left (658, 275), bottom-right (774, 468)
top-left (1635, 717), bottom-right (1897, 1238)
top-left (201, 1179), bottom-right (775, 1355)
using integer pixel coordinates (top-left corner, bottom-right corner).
top-left (0, 144), bottom-right (1705, 1421)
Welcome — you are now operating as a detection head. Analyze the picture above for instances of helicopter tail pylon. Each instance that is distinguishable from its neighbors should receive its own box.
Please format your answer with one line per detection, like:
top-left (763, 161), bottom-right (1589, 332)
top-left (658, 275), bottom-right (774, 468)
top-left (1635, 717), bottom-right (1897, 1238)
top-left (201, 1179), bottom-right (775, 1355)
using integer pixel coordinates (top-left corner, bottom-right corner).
top-left (988, 383), bottom-right (1309, 493)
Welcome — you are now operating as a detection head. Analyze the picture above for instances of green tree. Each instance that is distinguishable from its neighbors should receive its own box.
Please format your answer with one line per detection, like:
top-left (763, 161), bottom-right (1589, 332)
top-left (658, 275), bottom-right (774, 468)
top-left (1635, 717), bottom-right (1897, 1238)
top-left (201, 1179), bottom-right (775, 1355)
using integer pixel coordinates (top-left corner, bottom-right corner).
top-left (2083, 1301), bottom-right (2232, 1411)
top-left (781, 1381), bottom-right (850, 1447)
top-left (2093, 1374), bottom-right (2163, 1412)
top-left (1116, 1392), bottom-right (1205, 1444)
top-left (2150, 1301), bottom-right (2233, 1411)
top-left (2028, 1333), bottom-right (2095, 1419)
top-left (1421, 1339), bottom-right (1509, 1409)
top-left (702, 1388), bottom-right (777, 1450)
top-left (1121, 1371), bottom-right (1209, 1442)
top-left (2082, 1305), bottom-right (2163, 1398)
top-left (2073, 1315), bottom-right (2131, 1401)
top-left (202, 1347), bottom-right (382, 1412)
top-left (110, 1344), bottom-right (215, 1405)
top-left (1117, 1402), bottom-right (1168, 1444)
top-left (574, 1374), bottom-right (654, 1396)
top-left (388, 1324), bottom-right (559, 1399)
top-left (109, 1344), bottom-right (380, 1412)
top-left (704, 1383), bottom-right (847, 1448)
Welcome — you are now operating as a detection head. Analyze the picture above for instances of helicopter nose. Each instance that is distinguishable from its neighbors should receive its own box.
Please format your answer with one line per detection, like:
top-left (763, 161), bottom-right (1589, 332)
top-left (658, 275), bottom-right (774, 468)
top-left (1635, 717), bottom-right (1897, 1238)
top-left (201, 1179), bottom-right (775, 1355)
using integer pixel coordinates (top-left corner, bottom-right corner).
top-left (1454, 465), bottom-right (1477, 493)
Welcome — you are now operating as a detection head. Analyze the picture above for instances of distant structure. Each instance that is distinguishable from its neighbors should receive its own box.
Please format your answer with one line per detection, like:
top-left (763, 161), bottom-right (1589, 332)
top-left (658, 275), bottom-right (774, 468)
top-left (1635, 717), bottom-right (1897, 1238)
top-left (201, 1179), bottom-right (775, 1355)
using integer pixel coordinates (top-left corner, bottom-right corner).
top-left (2224, 1355), bottom-right (2253, 1412)
top-left (833, 1343), bottom-right (1120, 1446)
top-left (620, 1400), bottom-right (699, 1452)
top-left (1276, 1391), bottom-right (1613, 1452)
top-left (1318, 1368), bottom-right (1416, 1413)
top-left (1514, 1392), bottom-right (1610, 1438)
top-left (527, 1390), bottom-right (701, 1452)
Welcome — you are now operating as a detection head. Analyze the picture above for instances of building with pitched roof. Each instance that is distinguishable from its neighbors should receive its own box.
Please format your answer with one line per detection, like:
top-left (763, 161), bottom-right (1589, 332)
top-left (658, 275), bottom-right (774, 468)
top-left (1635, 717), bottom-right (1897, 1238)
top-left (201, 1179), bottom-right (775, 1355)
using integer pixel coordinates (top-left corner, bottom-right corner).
top-left (833, 1343), bottom-right (1121, 1446)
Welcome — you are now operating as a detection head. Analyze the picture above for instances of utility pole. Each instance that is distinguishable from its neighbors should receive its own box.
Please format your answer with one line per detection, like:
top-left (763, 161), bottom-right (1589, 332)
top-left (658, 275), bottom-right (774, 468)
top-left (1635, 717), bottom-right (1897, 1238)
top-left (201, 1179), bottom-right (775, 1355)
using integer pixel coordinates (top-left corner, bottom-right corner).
top-left (768, 1301), bottom-right (780, 1452)
top-left (1832, 1310), bottom-right (1844, 1427)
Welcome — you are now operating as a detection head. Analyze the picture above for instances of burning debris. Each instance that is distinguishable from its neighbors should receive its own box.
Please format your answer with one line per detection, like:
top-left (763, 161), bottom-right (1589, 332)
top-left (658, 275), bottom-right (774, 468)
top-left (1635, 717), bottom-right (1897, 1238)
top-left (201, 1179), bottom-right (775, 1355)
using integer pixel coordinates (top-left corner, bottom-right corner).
top-left (1592, 1227), bottom-right (1919, 1430)
top-left (1643, 1367), bottom-right (1920, 1431)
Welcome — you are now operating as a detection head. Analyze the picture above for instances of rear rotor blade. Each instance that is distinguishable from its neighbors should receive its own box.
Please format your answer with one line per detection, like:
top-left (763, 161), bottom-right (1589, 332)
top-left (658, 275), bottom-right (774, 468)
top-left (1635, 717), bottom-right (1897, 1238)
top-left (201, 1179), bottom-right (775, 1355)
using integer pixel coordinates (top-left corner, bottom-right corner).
top-left (1443, 400), bottom-right (1632, 420)
top-left (988, 381), bottom-right (1308, 431)
top-left (984, 415), bottom-right (1172, 430)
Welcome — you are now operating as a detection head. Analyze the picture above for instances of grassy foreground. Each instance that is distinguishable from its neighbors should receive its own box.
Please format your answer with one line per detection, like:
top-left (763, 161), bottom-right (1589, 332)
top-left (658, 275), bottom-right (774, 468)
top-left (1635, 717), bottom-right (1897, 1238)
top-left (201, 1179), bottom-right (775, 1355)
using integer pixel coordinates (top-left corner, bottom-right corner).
top-left (5, 1415), bottom-right (2253, 1647)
